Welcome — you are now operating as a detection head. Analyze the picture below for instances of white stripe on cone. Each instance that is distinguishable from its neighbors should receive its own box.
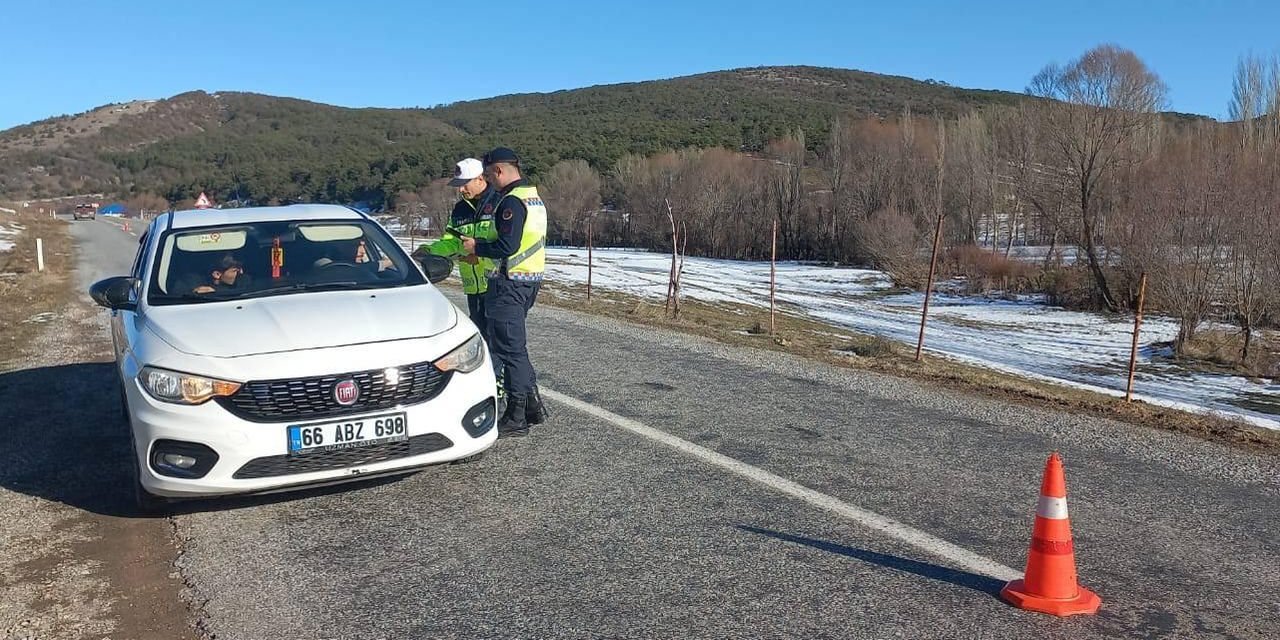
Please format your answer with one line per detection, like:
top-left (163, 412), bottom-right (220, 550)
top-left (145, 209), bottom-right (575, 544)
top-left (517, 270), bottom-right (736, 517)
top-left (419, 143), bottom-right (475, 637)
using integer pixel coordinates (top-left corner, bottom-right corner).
top-left (1036, 495), bottom-right (1069, 520)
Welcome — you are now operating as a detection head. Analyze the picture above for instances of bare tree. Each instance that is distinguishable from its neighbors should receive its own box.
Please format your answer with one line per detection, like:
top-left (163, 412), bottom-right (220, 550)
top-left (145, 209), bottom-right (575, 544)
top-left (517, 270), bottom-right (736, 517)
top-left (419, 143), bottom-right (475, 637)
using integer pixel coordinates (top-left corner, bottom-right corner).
top-left (947, 111), bottom-right (995, 246)
top-left (1029, 44), bottom-right (1168, 311)
top-left (844, 119), bottom-right (902, 262)
top-left (613, 152), bottom-right (681, 250)
top-left (1223, 161), bottom-right (1274, 362)
top-left (393, 191), bottom-right (427, 245)
top-left (989, 103), bottom-right (1043, 256)
top-left (825, 117), bottom-right (856, 260)
top-left (542, 159), bottom-right (602, 246)
top-left (664, 198), bottom-right (689, 318)
top-left (766, 130), bottom-right (807, 258)
top-left (1229, 52), bottom-right (1274, 150)
top-left (395, 179), bottom-right (454, 245)
top-left (1125, 125), bottom-right (1229, 352)
top-left (1225, 55), bottom-right (1280, 361)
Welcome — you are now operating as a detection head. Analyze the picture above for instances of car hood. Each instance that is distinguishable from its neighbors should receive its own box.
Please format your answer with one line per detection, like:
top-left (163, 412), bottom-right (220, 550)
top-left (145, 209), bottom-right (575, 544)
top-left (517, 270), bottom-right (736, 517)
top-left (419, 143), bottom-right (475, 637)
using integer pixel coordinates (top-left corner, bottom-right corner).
top-left (143, 285), bottom-right (458, 358)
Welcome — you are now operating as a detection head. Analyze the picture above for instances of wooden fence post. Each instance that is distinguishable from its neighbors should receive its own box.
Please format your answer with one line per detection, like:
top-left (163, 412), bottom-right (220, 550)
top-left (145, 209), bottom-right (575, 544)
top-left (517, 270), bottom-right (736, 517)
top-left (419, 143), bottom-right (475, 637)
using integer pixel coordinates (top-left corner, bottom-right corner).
top-left (1126, 272), bottom-right (1148, 402)
top-left (770, 218), bottom-right (777, 336)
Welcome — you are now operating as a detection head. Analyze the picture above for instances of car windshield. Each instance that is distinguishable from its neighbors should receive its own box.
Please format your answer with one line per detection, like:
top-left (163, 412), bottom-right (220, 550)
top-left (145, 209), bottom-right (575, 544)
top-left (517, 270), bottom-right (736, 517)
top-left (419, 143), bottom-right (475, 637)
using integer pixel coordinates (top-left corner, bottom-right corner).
top-left (147, 218), bottom-right (425, 305)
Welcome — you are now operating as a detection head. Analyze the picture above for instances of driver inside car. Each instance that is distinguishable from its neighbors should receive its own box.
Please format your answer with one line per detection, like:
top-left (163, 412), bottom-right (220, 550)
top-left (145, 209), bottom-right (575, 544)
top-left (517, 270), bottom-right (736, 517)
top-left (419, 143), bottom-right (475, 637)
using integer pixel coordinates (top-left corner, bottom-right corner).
top-left (184, 253), bottom-right (252, 294)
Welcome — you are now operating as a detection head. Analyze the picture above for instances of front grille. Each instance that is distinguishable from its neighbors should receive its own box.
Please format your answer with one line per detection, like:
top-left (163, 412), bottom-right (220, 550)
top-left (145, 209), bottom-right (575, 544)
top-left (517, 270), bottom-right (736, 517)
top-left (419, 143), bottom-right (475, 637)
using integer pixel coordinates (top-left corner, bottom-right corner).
top-left (217, 362), bottom-right (452, 422)
top-left (232, 433), bottom-right (454, 479)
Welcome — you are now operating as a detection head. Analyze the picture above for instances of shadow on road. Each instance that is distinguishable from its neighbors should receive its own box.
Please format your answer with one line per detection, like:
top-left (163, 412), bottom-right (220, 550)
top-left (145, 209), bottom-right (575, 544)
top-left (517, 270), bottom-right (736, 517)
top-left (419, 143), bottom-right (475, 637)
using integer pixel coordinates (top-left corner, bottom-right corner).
top-left (0, 361), bottom-right (410, 518)
top-left (737, 525), bottom-right (1008, 597)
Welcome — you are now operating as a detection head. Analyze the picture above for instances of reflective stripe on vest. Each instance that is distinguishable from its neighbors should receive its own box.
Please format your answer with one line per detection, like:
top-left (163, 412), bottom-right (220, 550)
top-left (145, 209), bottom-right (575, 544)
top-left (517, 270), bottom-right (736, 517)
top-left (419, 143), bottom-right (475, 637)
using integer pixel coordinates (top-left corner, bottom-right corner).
top-left (506, 237), bottom-right (545, 270)
top-left (490, 185), bottom-right (547, 279)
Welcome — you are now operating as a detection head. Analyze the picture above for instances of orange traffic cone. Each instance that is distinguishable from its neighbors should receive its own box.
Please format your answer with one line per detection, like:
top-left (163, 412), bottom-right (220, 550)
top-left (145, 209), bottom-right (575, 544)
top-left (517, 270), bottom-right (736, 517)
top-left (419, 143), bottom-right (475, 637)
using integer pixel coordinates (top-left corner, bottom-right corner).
top-left (1001, 452), bottom-right (1101, 616)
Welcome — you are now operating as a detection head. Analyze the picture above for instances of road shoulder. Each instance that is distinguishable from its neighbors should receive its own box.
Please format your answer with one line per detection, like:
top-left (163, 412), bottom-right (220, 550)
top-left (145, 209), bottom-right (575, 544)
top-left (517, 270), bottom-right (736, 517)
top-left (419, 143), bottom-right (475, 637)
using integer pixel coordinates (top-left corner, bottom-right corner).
top-left (0, 219), bottom-right (196, 640)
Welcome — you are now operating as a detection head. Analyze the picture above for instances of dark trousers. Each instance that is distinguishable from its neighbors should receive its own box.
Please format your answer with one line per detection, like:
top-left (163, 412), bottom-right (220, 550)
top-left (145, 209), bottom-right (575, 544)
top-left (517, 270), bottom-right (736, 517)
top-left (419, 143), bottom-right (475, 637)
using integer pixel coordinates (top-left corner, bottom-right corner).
top-left (466, 293), bottom-right (503, 379)
top-left (484, 277), bottom-right (540, 395)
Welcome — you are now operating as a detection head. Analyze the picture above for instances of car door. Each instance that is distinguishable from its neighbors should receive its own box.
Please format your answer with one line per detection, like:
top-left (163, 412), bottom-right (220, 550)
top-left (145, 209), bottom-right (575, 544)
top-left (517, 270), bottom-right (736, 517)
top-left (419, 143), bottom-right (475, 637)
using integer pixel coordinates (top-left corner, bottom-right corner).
top-left (112, 227), bottom-right (151, 369)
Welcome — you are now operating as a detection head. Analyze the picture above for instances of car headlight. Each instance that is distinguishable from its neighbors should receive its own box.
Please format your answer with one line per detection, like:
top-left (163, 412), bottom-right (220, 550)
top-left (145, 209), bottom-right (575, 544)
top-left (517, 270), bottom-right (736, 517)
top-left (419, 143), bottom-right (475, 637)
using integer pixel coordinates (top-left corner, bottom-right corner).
top-left (138, 366), bottom-right (242, 405)
top-left (433, 333), bottom-right (485, 373)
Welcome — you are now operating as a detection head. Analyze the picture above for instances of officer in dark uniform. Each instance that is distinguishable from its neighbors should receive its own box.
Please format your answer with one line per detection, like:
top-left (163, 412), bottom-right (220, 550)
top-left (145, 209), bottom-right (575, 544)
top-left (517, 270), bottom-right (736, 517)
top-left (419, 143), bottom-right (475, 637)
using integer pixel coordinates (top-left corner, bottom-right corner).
top-left (461, 147), bottom-right (549, 437)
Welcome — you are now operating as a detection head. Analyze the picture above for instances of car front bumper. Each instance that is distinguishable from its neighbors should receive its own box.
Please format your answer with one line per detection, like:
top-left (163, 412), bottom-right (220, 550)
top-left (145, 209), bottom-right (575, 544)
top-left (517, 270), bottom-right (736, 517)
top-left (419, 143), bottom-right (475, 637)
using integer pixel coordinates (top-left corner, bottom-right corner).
top-left (125, 354), bottom-right (498, 499)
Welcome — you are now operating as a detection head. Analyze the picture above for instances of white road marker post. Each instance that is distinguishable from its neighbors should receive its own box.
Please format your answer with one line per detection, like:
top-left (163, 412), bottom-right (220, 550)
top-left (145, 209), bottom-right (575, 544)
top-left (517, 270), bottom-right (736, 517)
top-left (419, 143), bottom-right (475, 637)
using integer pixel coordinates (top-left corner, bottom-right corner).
top-left (36, 238), bottom-right (45, 272)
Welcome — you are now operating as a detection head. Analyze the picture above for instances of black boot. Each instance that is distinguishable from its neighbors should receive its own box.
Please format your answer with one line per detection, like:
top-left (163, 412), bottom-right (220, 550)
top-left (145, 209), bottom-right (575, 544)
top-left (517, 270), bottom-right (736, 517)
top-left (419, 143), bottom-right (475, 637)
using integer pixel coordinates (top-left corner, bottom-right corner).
top-left (497, 393), bottom-right (529, 438)
top-left (526, 386), bottom-right (549, 425)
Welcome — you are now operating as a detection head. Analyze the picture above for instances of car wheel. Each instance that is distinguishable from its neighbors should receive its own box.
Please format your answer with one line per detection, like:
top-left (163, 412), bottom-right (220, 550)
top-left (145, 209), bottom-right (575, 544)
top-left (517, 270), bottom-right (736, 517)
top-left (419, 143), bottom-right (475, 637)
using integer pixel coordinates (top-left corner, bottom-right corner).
top-left (132, 456), bottom-right (169, 515)
top-left (128, 431), bottom-right (169, 515)
top-left (117, 377), bottom-right (129, 424)
top-left (134, 474), bottom-right (169, 515)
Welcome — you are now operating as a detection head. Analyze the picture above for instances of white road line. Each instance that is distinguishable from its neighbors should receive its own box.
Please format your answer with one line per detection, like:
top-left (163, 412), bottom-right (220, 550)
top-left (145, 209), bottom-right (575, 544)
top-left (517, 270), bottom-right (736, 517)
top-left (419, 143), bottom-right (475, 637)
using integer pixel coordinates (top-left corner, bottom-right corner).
top-left (542, 387), bottom-right (1023, 582)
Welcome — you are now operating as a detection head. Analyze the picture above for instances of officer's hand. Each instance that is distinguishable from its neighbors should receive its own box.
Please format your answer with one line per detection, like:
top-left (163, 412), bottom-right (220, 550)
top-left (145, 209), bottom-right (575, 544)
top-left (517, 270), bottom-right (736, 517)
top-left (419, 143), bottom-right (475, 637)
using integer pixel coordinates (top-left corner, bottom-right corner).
top-left (461, 236), bottom-right (477, 255)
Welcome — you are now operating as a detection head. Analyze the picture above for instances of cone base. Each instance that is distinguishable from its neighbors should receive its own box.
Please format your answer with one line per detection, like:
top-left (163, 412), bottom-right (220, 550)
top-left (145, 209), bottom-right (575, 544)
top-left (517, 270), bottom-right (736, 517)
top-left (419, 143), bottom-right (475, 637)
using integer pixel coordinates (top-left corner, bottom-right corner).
top-left (1000, 579), bottom-right (1101, 617)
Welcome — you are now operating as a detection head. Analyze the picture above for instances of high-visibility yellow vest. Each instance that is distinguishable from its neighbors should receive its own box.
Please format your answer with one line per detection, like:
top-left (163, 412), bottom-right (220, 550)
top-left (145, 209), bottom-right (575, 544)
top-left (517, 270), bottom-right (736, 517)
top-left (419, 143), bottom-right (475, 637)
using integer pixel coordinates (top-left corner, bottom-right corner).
top-left (491, 185), bottom-right (547, 280)
top-left (423, 190), bottom-right (501, 294)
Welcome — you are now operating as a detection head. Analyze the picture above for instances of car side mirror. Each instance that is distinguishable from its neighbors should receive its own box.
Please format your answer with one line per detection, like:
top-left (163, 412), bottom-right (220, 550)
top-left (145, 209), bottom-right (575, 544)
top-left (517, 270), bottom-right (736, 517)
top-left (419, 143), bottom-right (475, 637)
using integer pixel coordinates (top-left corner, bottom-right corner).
top-left (89, 276), bottom-right (138, 311)
top-left (416, 254), bottom-right (453, 284)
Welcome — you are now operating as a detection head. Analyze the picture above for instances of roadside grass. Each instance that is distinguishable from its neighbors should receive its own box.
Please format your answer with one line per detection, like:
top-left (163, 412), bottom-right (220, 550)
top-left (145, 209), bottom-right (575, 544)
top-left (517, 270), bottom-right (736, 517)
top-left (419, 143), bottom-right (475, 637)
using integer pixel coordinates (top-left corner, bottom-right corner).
top-left (535, 282), bottom-right (1280, 453)
top-left (1157, 329), bottom-right (1280, 381)
top-left (0, 209), bottom-right (75, 370)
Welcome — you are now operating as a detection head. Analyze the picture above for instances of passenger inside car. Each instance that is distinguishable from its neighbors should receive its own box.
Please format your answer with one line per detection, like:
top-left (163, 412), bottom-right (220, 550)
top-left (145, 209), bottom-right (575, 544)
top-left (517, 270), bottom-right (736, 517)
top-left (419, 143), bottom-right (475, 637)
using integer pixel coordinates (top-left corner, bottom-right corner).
top-left (353, 238), bottom-right (395, 272)
top-left (309, 237), bottom-right (395, 276)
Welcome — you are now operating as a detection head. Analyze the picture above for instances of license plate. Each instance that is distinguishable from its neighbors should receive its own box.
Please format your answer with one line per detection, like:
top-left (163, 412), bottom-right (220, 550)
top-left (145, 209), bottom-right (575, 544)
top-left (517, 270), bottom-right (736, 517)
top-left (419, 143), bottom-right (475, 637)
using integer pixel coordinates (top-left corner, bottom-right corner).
top-left (287, 412), bottom-right (408, 455)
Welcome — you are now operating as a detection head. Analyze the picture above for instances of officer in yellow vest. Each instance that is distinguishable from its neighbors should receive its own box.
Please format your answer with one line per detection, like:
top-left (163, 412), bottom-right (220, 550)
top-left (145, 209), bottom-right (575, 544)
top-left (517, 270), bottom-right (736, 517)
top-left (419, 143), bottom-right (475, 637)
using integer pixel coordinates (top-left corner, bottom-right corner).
top-left (416, 157), bottom-right (505, 391)
top-left (461, 147), bottom-right (548, 437)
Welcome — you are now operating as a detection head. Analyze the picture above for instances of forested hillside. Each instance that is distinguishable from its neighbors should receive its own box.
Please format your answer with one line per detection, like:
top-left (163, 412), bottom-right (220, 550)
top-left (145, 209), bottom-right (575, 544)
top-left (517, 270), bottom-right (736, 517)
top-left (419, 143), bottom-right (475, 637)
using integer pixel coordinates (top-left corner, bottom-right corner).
top-left (0, 66), bottom-right (1030, 203)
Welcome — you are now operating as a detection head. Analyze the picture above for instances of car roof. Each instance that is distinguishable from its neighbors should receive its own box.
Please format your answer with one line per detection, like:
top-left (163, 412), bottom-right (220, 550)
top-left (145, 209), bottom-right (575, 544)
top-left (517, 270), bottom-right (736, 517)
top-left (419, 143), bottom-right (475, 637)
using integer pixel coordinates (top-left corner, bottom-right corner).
top-left (162, 204), bottom-right (364, 230)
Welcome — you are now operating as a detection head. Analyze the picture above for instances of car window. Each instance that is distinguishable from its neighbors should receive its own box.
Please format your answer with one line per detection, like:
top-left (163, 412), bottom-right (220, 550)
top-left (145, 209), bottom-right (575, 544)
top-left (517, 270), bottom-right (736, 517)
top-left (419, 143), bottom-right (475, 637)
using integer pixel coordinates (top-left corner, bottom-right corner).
top-left (130, 228), bottom-right (150, 281)
top-left (146, 218), bottom-right (425, 305)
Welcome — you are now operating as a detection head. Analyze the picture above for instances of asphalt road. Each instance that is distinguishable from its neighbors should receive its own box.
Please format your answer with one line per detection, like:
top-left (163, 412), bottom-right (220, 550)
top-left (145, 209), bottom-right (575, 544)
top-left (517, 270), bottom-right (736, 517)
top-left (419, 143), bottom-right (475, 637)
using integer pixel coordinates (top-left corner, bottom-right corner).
top-left (38, 218), bottom-right (1280, 638)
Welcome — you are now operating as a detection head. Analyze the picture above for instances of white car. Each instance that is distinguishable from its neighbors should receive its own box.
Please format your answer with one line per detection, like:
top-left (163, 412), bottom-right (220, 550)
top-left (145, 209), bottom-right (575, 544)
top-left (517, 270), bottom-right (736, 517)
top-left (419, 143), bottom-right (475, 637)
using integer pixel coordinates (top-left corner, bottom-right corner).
top-left (90, 204), bottom-right (498, 511)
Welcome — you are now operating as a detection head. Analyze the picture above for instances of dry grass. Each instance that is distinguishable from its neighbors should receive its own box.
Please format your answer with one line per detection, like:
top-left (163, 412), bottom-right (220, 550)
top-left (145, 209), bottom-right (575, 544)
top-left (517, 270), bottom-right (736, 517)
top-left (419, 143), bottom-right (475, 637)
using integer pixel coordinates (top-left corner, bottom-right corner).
top-left (942, 244), bottom-right (1041, 294)
top-left (1169, 329), bottom-right (1280, 380)
top-left (0, 209), bottom-right (76, 370)
top-left (537, 282), bottom-right (1280, 453)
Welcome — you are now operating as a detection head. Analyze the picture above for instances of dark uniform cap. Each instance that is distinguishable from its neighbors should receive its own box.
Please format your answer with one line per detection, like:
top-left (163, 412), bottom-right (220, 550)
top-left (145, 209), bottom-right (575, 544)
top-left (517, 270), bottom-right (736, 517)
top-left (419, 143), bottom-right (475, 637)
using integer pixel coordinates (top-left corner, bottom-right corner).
top-left (482, 147), bottom-right (521, 167)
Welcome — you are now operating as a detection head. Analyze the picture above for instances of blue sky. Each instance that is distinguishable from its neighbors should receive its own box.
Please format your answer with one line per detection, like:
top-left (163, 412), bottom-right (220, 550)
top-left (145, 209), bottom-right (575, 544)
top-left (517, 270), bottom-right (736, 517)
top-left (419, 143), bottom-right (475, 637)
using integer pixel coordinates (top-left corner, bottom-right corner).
top-left (2, 0), bottom-right (1277, 129)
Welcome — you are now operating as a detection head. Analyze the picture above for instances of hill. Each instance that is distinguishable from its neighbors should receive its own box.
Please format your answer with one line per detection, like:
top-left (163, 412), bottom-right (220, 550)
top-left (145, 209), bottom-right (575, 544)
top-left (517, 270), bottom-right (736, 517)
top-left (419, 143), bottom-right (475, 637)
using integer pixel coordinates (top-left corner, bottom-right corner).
top-left (0, 65), bottom-right (1193, 206)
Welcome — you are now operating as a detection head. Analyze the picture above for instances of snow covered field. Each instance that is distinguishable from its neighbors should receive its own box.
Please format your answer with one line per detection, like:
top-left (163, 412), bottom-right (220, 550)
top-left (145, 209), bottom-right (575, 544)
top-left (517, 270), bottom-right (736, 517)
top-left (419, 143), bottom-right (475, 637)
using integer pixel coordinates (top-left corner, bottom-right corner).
top-left (0, 221), bottom-right (23, 253)
top-left (540, 247), bottom-right (1280, 431)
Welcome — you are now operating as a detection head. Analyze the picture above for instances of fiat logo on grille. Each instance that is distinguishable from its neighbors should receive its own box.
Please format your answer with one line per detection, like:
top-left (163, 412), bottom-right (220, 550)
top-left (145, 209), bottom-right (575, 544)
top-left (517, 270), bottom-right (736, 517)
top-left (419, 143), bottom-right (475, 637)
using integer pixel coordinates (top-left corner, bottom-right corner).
top-left (334, 380), bottom-right (360, 406)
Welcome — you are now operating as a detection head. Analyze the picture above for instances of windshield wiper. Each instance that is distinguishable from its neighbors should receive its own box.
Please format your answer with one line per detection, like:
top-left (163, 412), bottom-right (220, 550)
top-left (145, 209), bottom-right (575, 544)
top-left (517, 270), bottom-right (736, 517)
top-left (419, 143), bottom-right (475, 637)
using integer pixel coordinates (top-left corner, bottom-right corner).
top-left (239, 281), bottom-right (367, 299)
top-left (160, 292), bottom-right (224, 304)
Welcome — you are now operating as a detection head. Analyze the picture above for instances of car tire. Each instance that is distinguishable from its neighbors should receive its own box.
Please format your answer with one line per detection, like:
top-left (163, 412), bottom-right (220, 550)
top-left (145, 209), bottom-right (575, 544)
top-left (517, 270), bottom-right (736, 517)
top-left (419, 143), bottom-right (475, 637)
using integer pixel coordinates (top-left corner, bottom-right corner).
top-left (131, 452), bottom-right (169, 515)
top-left (127, 424), bottom-right (169, 515)
top-left (117, 377), bottom-right (129, 424)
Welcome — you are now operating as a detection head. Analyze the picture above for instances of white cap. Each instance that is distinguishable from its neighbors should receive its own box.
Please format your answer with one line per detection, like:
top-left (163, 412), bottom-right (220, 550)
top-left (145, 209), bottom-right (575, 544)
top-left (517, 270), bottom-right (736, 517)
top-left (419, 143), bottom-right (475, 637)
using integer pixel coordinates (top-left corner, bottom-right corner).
top-left (448, 158), bottom-right (484, 186)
